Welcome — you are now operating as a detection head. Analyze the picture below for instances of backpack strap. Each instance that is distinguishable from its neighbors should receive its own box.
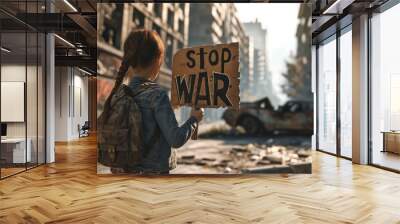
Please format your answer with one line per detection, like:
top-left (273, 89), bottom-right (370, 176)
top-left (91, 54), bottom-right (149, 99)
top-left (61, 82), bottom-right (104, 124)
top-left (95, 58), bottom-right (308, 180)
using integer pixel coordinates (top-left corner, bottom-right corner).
top-left (122, 82), bottom-right (157, 98)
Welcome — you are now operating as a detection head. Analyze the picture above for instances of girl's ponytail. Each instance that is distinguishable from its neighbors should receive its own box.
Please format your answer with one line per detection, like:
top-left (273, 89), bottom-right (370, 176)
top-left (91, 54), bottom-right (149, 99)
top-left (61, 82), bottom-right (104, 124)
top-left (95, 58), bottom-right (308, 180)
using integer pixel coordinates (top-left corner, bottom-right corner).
top-left (100, 29), bottom-right (164, 120)
top-left (101, 57), bottom-right (129, 119)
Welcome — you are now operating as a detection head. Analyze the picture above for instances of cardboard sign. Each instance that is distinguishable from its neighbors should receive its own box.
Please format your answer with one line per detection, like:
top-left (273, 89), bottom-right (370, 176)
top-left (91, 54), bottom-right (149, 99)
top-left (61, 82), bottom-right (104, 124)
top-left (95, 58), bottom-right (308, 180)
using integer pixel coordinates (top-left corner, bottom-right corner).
top-left (171, 43), bottom-right (240, 109)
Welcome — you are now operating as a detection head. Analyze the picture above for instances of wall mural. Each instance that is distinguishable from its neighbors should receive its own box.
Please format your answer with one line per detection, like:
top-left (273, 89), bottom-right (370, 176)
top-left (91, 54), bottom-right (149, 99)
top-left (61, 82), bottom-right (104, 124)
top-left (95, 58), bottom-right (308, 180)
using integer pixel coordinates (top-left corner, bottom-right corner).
top-left (97, 3), bottom-right (312, 175)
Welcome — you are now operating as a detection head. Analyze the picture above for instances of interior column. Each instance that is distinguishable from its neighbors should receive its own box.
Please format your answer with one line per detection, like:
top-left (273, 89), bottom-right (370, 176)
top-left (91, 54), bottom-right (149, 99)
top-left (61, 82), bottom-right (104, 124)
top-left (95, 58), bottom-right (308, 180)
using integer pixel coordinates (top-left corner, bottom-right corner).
top-left (352, 14), bottom-right (369, 164)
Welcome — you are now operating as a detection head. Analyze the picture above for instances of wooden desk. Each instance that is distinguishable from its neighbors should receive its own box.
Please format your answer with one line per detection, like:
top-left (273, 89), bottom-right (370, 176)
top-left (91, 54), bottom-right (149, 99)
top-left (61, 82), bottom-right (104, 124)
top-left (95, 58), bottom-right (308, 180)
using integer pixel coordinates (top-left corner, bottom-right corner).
top-left (1, 138), bottom-right (31, 164)
top-left (382, 131), bottom-right (400, 154)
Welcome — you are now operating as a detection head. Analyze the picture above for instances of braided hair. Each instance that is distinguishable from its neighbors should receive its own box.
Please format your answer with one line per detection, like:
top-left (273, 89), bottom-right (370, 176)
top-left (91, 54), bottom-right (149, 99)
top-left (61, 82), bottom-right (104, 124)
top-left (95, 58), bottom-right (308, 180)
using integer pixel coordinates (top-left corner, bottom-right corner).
top-left (102, 29), bottom-right (164, 120)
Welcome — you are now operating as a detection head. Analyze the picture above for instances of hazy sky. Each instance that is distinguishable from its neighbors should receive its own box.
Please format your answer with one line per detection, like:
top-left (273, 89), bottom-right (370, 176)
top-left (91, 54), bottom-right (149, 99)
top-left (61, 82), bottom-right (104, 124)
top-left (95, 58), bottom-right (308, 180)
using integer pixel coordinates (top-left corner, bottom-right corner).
top-left (235, 3), bottom-right (300, 102)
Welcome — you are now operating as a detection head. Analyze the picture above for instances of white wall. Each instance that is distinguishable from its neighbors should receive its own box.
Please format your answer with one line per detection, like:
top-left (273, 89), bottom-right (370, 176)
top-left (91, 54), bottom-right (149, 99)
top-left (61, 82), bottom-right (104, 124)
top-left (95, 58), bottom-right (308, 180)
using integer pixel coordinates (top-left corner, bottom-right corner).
top-left (1, 63), bottom-right (46, 164)
top-left (1, 65), bottom-right (26, 135)
top-left (55, 66), bottom-right (69, 141)
top-left (1, 65), bottom-right (33, 137)
top-left (1, 65), bottom-right (26, 145)
top-left (55, 67), bottom-right (89, 141)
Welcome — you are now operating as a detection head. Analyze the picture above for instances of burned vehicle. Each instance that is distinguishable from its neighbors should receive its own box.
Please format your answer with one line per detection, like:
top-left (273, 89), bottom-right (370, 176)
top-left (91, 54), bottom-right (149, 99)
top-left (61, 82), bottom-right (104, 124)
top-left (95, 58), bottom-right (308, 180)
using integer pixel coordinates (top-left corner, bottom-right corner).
top-left (222, 97), bottom-right (313, 135)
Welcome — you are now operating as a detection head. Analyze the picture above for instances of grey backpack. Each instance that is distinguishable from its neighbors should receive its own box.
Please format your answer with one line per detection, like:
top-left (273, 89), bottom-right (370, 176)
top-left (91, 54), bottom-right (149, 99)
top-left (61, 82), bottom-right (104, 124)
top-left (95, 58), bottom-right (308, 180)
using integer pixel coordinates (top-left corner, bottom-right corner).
top-left (97, 83), bottom-right (156, 169)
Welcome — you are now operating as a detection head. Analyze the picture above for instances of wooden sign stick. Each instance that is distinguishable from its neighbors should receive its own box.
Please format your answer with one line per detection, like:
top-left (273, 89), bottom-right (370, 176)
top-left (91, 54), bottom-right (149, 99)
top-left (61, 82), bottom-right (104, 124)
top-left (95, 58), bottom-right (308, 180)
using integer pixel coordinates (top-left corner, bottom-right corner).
top-left (191, 106), bottom-right (199, 140)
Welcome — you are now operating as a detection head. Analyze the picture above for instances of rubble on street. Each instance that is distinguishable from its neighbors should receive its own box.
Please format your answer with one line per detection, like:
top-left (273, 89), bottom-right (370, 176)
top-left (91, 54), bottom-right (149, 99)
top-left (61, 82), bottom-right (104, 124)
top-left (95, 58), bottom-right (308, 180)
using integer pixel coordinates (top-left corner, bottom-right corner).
top-left (171, 135), bottom-right (312, 174)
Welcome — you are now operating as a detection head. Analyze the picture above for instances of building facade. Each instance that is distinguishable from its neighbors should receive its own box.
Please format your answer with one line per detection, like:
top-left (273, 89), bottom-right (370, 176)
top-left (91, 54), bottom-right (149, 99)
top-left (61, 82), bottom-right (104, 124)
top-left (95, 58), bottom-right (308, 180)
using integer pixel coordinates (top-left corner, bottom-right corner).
top-left (97, 3), bottom-right (190, 121)
top-left (97, 3), bottom-right (189, 90)
top-left (243, 21), bottom-right (277, 106)
top-left (224, 4), bottom-right (252, 102)
top-left (188, 3), bottom-right (251, 121)
top-left (281, 5), bottom-right (312, 101)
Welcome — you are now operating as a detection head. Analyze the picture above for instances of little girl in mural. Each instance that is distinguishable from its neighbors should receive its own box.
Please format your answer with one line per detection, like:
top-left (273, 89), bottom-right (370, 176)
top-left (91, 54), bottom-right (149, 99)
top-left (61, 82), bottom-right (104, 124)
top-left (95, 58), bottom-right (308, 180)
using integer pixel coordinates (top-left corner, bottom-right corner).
top-left (98, 29), bottom-right (204, 174)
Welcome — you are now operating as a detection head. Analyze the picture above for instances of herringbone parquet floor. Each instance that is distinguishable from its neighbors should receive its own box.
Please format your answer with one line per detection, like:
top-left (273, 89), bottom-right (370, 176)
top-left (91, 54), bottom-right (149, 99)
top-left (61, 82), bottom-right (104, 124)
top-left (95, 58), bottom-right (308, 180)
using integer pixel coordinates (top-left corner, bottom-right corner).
top-left (1, 136), bottom-right (400, 224)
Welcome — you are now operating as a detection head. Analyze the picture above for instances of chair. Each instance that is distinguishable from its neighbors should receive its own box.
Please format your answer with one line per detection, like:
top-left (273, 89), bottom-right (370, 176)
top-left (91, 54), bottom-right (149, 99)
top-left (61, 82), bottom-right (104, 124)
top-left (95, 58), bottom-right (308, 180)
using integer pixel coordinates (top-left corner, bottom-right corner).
top-left (78, 121), bottom-right (90, 138)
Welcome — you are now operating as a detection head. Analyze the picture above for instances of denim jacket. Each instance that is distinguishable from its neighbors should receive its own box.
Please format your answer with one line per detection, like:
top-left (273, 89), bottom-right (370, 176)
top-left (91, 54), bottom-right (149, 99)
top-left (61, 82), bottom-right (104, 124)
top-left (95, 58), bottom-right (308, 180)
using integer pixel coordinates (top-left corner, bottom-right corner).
top-left (128, 77), bottom-right (198, 172)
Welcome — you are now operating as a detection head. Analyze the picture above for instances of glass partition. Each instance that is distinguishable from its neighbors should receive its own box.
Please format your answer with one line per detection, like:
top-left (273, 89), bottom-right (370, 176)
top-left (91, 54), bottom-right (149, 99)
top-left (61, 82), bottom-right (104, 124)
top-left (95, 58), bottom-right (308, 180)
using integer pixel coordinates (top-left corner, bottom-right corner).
top-left (0, 1), bottom-right (46, 179)
top-left (37, 32), bottom-right (45, 165)
top-left (27, 31), bottom-right (38, 169)
top-left (1, 32), bottom-right (28, 177)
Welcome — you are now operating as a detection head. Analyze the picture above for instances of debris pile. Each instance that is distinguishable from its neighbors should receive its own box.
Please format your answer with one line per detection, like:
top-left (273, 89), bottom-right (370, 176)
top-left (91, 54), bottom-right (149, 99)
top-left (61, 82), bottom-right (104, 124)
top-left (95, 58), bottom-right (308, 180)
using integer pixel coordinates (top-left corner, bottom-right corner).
top-left (176, 143), bottom-right (312, 174)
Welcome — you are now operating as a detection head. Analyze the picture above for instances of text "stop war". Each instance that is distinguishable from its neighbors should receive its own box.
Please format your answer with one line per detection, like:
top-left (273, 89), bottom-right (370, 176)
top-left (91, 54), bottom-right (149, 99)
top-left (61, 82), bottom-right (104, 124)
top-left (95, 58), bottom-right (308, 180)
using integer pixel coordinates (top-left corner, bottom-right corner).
top-left (171, 43), bottom-right (239, 109)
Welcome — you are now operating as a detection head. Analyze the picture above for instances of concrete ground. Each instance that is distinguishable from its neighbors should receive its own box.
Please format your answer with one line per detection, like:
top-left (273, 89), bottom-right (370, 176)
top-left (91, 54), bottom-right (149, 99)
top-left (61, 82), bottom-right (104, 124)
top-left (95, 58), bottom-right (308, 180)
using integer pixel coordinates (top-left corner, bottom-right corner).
top-left (98, 121), bottom-right (312, 174)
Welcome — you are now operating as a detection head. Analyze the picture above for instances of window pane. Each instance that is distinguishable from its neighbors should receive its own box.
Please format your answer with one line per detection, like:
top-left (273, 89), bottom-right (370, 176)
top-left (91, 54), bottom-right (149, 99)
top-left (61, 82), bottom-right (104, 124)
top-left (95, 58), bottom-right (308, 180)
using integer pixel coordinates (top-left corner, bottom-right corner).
top-left (371, 4), bottom-right (400, 171)
top-left (340, 29), bottom-right (352, 158)
top-left (153, 3), bottom-right (162, 18)
top-left (167, 9), bottom-right (174, 28)
top-left (100, 4), bottom-right (123, 49)
top-left (318, 36), bottom-right (337, 154)
top-left (133, 9), bottom-right (145, 28)
top-left (165, 34), bottom-right (173, 68)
